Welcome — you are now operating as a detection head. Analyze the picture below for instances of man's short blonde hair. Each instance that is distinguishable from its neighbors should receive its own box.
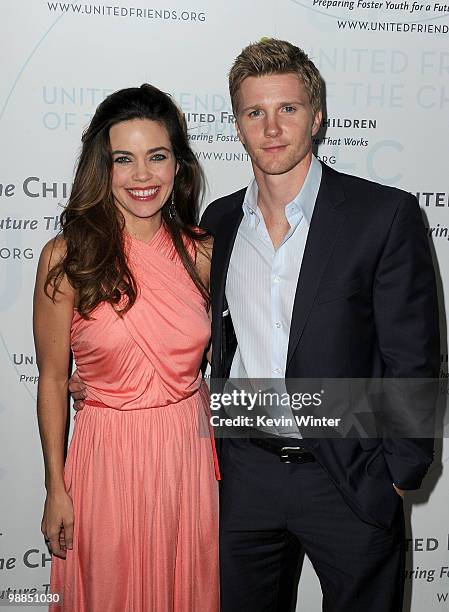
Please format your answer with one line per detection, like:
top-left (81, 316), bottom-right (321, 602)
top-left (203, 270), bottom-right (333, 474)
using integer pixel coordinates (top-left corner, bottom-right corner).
top-left (229, 38), bottom-right (322, 117)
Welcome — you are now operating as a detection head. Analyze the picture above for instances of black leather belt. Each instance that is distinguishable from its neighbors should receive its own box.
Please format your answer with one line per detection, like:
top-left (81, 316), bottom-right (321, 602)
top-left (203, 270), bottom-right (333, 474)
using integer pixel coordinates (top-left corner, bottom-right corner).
top-left (251, 437), bottom-right (315, 464)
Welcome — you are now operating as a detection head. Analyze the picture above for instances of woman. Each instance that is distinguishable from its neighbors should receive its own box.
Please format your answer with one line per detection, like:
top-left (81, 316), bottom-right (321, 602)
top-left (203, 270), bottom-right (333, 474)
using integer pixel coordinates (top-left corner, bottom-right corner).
top-left (33, 84), bottom-right (219, 611)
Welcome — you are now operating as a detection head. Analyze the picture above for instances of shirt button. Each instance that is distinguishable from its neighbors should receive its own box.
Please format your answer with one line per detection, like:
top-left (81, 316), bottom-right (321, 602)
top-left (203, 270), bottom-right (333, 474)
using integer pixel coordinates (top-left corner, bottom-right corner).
top-left (274, 368), bottom-right (282, 375)
top-left (273, 275), bottom-right (281, 283)
top-left (275, 321), bottom-right (282, 328)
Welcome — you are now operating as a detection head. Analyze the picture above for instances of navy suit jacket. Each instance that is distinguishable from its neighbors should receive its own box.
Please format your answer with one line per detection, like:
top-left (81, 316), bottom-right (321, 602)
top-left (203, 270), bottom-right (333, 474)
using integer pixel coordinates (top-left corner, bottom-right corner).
top-left (200, 162), bottom-right (440, 528)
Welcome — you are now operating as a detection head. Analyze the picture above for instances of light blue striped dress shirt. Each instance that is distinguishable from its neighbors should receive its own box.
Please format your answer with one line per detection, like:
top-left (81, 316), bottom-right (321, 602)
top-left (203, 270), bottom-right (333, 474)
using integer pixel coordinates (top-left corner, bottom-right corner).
top-left (225, 156), bottom-right (322, 436)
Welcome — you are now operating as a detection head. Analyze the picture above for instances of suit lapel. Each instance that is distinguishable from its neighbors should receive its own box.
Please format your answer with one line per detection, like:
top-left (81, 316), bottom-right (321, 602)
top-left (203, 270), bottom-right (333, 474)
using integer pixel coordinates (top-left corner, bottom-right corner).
top-left (210, 204), bottom-right (243, 374)
top-left (286, 165), bottom-right (347, 368)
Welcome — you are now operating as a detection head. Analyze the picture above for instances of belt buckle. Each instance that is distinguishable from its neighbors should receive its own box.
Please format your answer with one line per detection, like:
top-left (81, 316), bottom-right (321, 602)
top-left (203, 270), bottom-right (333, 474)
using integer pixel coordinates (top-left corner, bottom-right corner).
top-left (280, 446), bottom-right (304, 464)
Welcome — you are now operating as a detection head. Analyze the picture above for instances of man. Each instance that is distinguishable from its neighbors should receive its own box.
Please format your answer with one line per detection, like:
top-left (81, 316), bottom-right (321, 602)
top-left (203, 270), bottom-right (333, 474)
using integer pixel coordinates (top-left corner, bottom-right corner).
top-left (70, 39), bottom-right (439, 611)
top-left (200, 38), bottom-right (439, 611)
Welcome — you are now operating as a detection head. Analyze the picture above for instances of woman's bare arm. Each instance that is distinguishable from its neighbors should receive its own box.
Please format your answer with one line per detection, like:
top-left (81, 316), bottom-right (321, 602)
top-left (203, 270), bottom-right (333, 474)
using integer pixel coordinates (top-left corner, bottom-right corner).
top-left (33, 238), bottom-right (75, 558)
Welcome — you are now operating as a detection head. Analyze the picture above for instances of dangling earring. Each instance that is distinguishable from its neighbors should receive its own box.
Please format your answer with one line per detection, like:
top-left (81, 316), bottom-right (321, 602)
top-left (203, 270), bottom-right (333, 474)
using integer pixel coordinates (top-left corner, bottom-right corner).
top-left (167, 191), bottom-right (176, 220)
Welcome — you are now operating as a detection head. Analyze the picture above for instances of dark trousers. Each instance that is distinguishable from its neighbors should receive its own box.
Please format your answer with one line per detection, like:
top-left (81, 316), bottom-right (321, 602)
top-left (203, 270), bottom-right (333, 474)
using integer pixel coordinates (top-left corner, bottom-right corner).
top-left (219, 438), bottom-right (405, 612)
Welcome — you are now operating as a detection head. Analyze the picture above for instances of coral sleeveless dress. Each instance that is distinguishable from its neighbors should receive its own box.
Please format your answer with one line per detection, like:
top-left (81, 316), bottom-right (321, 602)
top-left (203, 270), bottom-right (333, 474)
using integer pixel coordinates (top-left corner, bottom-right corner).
top-left (50, 225), bottom-right (219, 612)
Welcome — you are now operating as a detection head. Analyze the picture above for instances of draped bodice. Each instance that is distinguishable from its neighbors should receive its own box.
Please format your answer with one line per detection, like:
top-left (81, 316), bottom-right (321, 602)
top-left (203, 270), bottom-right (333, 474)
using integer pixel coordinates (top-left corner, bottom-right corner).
top-left (70, 225), bottom-right (210, 409)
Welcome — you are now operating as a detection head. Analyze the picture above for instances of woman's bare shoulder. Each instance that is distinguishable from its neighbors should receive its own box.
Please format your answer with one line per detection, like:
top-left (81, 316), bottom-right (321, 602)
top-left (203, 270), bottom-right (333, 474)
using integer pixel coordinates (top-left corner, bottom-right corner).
top-left (36, 236), bottom-right (74, 299)
top-left (38, 236), bottom-right (67, 269)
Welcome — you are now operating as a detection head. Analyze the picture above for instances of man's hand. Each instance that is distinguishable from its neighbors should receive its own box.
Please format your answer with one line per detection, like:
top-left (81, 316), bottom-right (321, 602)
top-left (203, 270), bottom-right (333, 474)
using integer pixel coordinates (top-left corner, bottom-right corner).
top-left (393, 484), bottom-right (405, 498)
top-left (68, 370), bottom-right (87, 411)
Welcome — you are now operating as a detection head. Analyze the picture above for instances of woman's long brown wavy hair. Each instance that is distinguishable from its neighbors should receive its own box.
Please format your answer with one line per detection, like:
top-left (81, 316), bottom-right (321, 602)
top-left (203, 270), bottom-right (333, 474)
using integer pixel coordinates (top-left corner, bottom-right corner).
top-left (46, 84), bottom-right (209, 318)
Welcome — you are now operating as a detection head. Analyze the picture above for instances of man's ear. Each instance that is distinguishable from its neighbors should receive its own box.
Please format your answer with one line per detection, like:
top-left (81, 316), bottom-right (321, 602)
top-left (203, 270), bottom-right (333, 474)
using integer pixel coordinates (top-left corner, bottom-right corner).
top-left (312, 110), bottom-right (323, 137)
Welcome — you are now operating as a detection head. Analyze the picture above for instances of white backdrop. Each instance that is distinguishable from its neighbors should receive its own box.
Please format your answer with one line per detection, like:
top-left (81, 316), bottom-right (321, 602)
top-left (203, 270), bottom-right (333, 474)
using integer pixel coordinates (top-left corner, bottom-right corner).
top-left (1, 1), bottom-right (448, 610)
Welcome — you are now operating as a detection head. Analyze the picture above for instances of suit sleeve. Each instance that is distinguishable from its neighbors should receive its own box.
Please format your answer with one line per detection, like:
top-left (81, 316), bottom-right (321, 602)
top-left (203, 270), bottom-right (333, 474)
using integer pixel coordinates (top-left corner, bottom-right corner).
top-left (373, 191), bottom-right (440, 489)
top-left (200, 202), bottom-right (218, 236)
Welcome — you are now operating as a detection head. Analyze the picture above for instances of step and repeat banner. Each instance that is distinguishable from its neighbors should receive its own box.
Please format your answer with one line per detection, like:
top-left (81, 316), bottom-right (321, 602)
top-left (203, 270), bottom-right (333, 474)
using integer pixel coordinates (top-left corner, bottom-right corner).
top-left (1, 1), bottom-right (448, 610)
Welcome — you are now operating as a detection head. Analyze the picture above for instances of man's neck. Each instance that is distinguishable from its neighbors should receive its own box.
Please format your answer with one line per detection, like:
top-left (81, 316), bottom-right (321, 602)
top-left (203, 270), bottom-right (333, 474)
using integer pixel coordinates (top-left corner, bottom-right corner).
top-left (254, 155), bottom-right (312, 218)
top-left (253, 155), bottom-right (312, 249)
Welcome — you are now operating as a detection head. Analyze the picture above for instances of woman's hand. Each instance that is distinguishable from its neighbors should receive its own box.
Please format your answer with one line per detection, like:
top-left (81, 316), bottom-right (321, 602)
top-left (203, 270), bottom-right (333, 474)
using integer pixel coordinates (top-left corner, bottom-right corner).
top-left (42, 490), bottom-right (74, 559)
